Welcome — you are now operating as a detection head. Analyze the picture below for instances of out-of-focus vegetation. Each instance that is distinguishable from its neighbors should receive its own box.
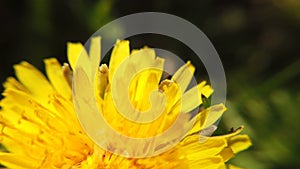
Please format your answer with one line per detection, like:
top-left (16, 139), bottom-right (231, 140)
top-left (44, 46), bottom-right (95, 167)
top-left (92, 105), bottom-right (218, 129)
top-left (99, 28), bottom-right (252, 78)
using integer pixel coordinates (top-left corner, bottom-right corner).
top-left (220, 59), bottom-right (300, 169)
top-left (1, 0), bottom-right (299, 169)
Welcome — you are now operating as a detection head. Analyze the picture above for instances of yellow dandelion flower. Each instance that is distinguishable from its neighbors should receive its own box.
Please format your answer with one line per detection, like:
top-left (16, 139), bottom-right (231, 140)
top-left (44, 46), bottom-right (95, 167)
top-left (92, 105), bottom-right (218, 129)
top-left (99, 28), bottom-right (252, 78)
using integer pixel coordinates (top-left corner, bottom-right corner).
top-left (0, 37), bottom-right (251, 169)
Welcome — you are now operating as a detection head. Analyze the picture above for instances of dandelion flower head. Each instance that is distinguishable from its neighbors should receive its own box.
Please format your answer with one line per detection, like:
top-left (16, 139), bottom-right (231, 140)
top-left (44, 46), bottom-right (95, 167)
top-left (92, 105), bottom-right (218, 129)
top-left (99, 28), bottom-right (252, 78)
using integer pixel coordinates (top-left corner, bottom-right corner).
top-left (0, 37), bottom-right (251, 169)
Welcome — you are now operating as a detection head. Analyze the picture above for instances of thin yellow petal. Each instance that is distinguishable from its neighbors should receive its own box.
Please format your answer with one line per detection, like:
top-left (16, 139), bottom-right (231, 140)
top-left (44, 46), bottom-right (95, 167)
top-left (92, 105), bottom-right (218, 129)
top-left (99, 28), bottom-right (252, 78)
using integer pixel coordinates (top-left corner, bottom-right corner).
top-left (3, 77), bottom-right (28, 92)
top-left (201, 104), bottom-right (226, 129)
top-left (62, 63), bottom-right (73, 88)
top-left (228, 134), bottom-right (252, 154)
top-left (189, 156), bottom-right (225, 169)
top-left (217, 126), bottom-right (245, 139)
top-left (96, 64), bottom-right (109, 99)
top-left (181, 81), bottom-right (213, 113)
top-left (187, 104), bottom-right (226, 136)
top-left (171, 61), bottom-right (195, 92)
top-left (219, 147), bottom-right (235, 162)
top-left (67, 42), bottom-right (84, 70)
top-left (44, 58), bottom-right (72, 99)
top-left (89, 37), bottom-right (102, 72)
top-left (13, 61), bottom-right (54, 103)
top-left (108, 40), bottom-right (130, 82)
top-left (0, 153), bottom-right (41, 169)
top-left (67, 37), bottom-right (101, 77)
top-left (181, 135), bottom-right (227, 160)
top-left (127, 48), bottom-right (164, 111)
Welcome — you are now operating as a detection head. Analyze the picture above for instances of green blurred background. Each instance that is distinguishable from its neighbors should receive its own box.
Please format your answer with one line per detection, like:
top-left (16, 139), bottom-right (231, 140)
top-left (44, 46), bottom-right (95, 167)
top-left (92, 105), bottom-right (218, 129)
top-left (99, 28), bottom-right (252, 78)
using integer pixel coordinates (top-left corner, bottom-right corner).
top-left (1, 0), bottom-right (300, 169)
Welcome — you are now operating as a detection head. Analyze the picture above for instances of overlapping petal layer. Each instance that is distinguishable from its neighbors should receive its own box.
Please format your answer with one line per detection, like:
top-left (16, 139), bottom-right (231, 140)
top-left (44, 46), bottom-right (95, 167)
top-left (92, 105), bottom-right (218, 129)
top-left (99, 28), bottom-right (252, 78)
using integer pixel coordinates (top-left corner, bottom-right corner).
top-left (0, 38), bottom-right (251, 169)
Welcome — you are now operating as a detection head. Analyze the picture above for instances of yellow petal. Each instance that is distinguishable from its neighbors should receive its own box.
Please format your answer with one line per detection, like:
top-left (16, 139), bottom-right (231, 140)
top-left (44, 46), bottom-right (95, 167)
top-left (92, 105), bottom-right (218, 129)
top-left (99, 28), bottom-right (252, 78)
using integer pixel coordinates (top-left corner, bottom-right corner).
top-left (181, 135), bottom-right (227, 160)
top-left (228, 134), bottom-right (252, 154)
top-left (181, 81), bottom-right (214, 114)
top-left (44, 58), bottom-right (72, 99)
top-left (3, 77), bottom-right (28, 92)
top-left (0, 153), bottom-right (41, 169)
top-left (217, 126), bottom-right (244, 139)
top-left (13, 61), bottom-right (54, 103)
top-left (219, 147), bottom-right (234, 162)
top-left (1, 89), bottom-right (71, 133)
top-left (89, 37), bottom-right (102, 72)
top-left (187, 104), bottom-right (226, 136)
top-left (171, 61), bottom-right (195, 92)
top-left (159, 80), bottom-right (182, 114)
top-left (108, 40), bottom-right (130, 82)
top-left (0, 124), bottom-right (45, 156)
top-left (201, 104), bottom-right (226, 129)
top-left (127, 48), bottom-right (164, 111)
top-left (96, 64), bottom-right (109, 99)
top-left (189, 156), bottom-right (225, 169)
top-left (201, 84), bottom-right (214, 98)
top-left (67, 42), bottom-right (84, 70)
